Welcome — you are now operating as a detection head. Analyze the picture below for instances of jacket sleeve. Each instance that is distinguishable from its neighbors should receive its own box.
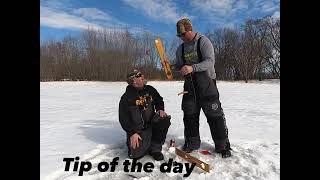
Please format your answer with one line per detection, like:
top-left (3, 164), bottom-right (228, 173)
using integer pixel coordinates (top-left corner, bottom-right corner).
top-left (192, 36), bottom-right (215, 72)
top-left (119, 96), bottom-right (143, 137)
top-left (150, 87), bottom-right (165, 112)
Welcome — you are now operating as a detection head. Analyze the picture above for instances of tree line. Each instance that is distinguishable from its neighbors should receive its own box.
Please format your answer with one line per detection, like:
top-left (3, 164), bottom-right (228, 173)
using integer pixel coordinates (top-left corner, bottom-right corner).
top-left (40, 16), bottom-right (279, 82)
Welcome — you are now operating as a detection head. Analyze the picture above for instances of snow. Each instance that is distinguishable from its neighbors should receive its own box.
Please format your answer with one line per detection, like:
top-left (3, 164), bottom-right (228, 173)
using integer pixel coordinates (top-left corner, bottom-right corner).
top-left (40, 80), bottom-right (280, 180)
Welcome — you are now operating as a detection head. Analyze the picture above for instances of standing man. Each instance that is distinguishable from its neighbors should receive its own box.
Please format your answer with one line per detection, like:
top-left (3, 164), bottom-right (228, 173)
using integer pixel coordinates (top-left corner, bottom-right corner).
top-left (119, 69), bottom-right (171, 161)
top-left (175, 18), bottom-right (232, 158)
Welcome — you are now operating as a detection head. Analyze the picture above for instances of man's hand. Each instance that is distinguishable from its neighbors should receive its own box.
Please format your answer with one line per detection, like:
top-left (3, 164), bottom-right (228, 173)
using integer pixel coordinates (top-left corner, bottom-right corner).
top-left (180, 65), bottom-right (193, 75)
top-left (130, 133), bottom-right (142, 149)
top-left (170, 64), bottom-right (176, 70)
top-left (157, 110), bottom-right (167, 118)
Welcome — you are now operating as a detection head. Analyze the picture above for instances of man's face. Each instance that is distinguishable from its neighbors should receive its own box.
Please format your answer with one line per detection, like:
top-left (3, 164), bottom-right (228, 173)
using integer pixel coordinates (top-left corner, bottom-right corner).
top-left (178, 31), bottom-right (192, 42)
top-left (132, 72), bottom-right (145, 88)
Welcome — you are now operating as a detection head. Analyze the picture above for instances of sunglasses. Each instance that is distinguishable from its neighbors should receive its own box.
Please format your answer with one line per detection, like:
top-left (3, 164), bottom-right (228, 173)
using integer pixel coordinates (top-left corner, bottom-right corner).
top-left (177, 32), bottom-right (186, 38)
top-left (135, 72), bottom-right (143, 78)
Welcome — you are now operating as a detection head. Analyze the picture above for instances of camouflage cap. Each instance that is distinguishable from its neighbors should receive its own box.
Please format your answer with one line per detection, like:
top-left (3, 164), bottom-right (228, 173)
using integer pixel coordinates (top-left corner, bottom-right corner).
top-left (176, 18), bottom-right (193, 36)
top-left (126, 69), bottom-right (142, 85)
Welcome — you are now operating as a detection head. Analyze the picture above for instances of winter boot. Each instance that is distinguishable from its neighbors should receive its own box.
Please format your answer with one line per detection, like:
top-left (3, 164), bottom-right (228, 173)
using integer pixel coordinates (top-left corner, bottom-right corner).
top-left (182, 144), bottom-right (193, 153)
top-left (221, 149), bottom-right (231, 158)
top-left (182, 143), bottom-right (200, 153)
top-left (226, 140), bottom-right (232, 150)
top-left (149, 151), bottom-right (164, 161)
top-left (182, 137), bottom-right (200, 153)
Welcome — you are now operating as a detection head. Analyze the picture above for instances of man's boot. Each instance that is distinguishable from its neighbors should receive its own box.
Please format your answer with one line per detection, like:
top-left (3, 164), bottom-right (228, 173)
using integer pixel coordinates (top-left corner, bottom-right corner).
top-left (221, 149), bottom-right (231, 158)
top-left (182, 137), bottom-right (200, 153)
top-left (149, 151), bottom-right (164, 161)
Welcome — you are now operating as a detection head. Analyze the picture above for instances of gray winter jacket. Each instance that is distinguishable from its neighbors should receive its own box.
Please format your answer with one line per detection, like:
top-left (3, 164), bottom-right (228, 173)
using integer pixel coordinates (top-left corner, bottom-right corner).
top-left (174, 33), bottom-right (219, 100)
top-left (175, 33), bottom-right (216, 80)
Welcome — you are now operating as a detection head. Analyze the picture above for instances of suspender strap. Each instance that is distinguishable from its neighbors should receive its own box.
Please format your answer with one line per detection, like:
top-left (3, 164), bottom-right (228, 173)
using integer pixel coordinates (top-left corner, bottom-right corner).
top-left (197, 36), bottom-right (202, 62)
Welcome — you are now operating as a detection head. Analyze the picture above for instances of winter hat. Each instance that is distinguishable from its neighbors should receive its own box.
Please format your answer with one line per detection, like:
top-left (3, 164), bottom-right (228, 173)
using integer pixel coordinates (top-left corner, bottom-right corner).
top-left (176, 18), bottom-right (193, 36)
top-left (126, 69), bottom-right (142, 85)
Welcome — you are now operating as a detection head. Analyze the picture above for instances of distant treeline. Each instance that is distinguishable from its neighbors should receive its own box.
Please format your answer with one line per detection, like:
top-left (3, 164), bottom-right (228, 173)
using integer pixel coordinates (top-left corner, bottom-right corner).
top-left (40, 16), bottom-right (279, 82)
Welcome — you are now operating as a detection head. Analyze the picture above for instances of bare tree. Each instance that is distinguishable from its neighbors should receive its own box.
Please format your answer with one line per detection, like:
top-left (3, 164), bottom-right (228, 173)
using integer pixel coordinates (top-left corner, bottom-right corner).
top-left (263, 17), bottom-right (280, 78)
top-left (40, 17), bottom-right (279, 82)
top-left (207, 27), bottom-right (241, 80)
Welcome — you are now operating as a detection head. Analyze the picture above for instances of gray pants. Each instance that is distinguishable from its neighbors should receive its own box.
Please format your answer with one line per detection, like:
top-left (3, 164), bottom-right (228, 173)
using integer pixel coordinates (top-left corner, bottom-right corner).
top-left (127, 116), bottom-right (170, 159)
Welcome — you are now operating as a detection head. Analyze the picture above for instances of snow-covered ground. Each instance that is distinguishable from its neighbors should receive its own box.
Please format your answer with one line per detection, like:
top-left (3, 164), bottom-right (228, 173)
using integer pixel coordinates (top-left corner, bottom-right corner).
top-left (40, 80), bottom-right (280, 180)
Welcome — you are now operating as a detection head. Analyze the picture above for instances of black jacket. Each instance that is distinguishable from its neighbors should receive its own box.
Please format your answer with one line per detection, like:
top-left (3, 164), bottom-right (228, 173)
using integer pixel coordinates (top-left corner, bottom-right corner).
top-left (119, 85), bottom-right (164, 136)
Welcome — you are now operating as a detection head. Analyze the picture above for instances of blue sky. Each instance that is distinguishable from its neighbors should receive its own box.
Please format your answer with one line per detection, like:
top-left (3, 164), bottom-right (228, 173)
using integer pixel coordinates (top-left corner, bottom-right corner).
top-left (40, 0), bottom-right (280, 42)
